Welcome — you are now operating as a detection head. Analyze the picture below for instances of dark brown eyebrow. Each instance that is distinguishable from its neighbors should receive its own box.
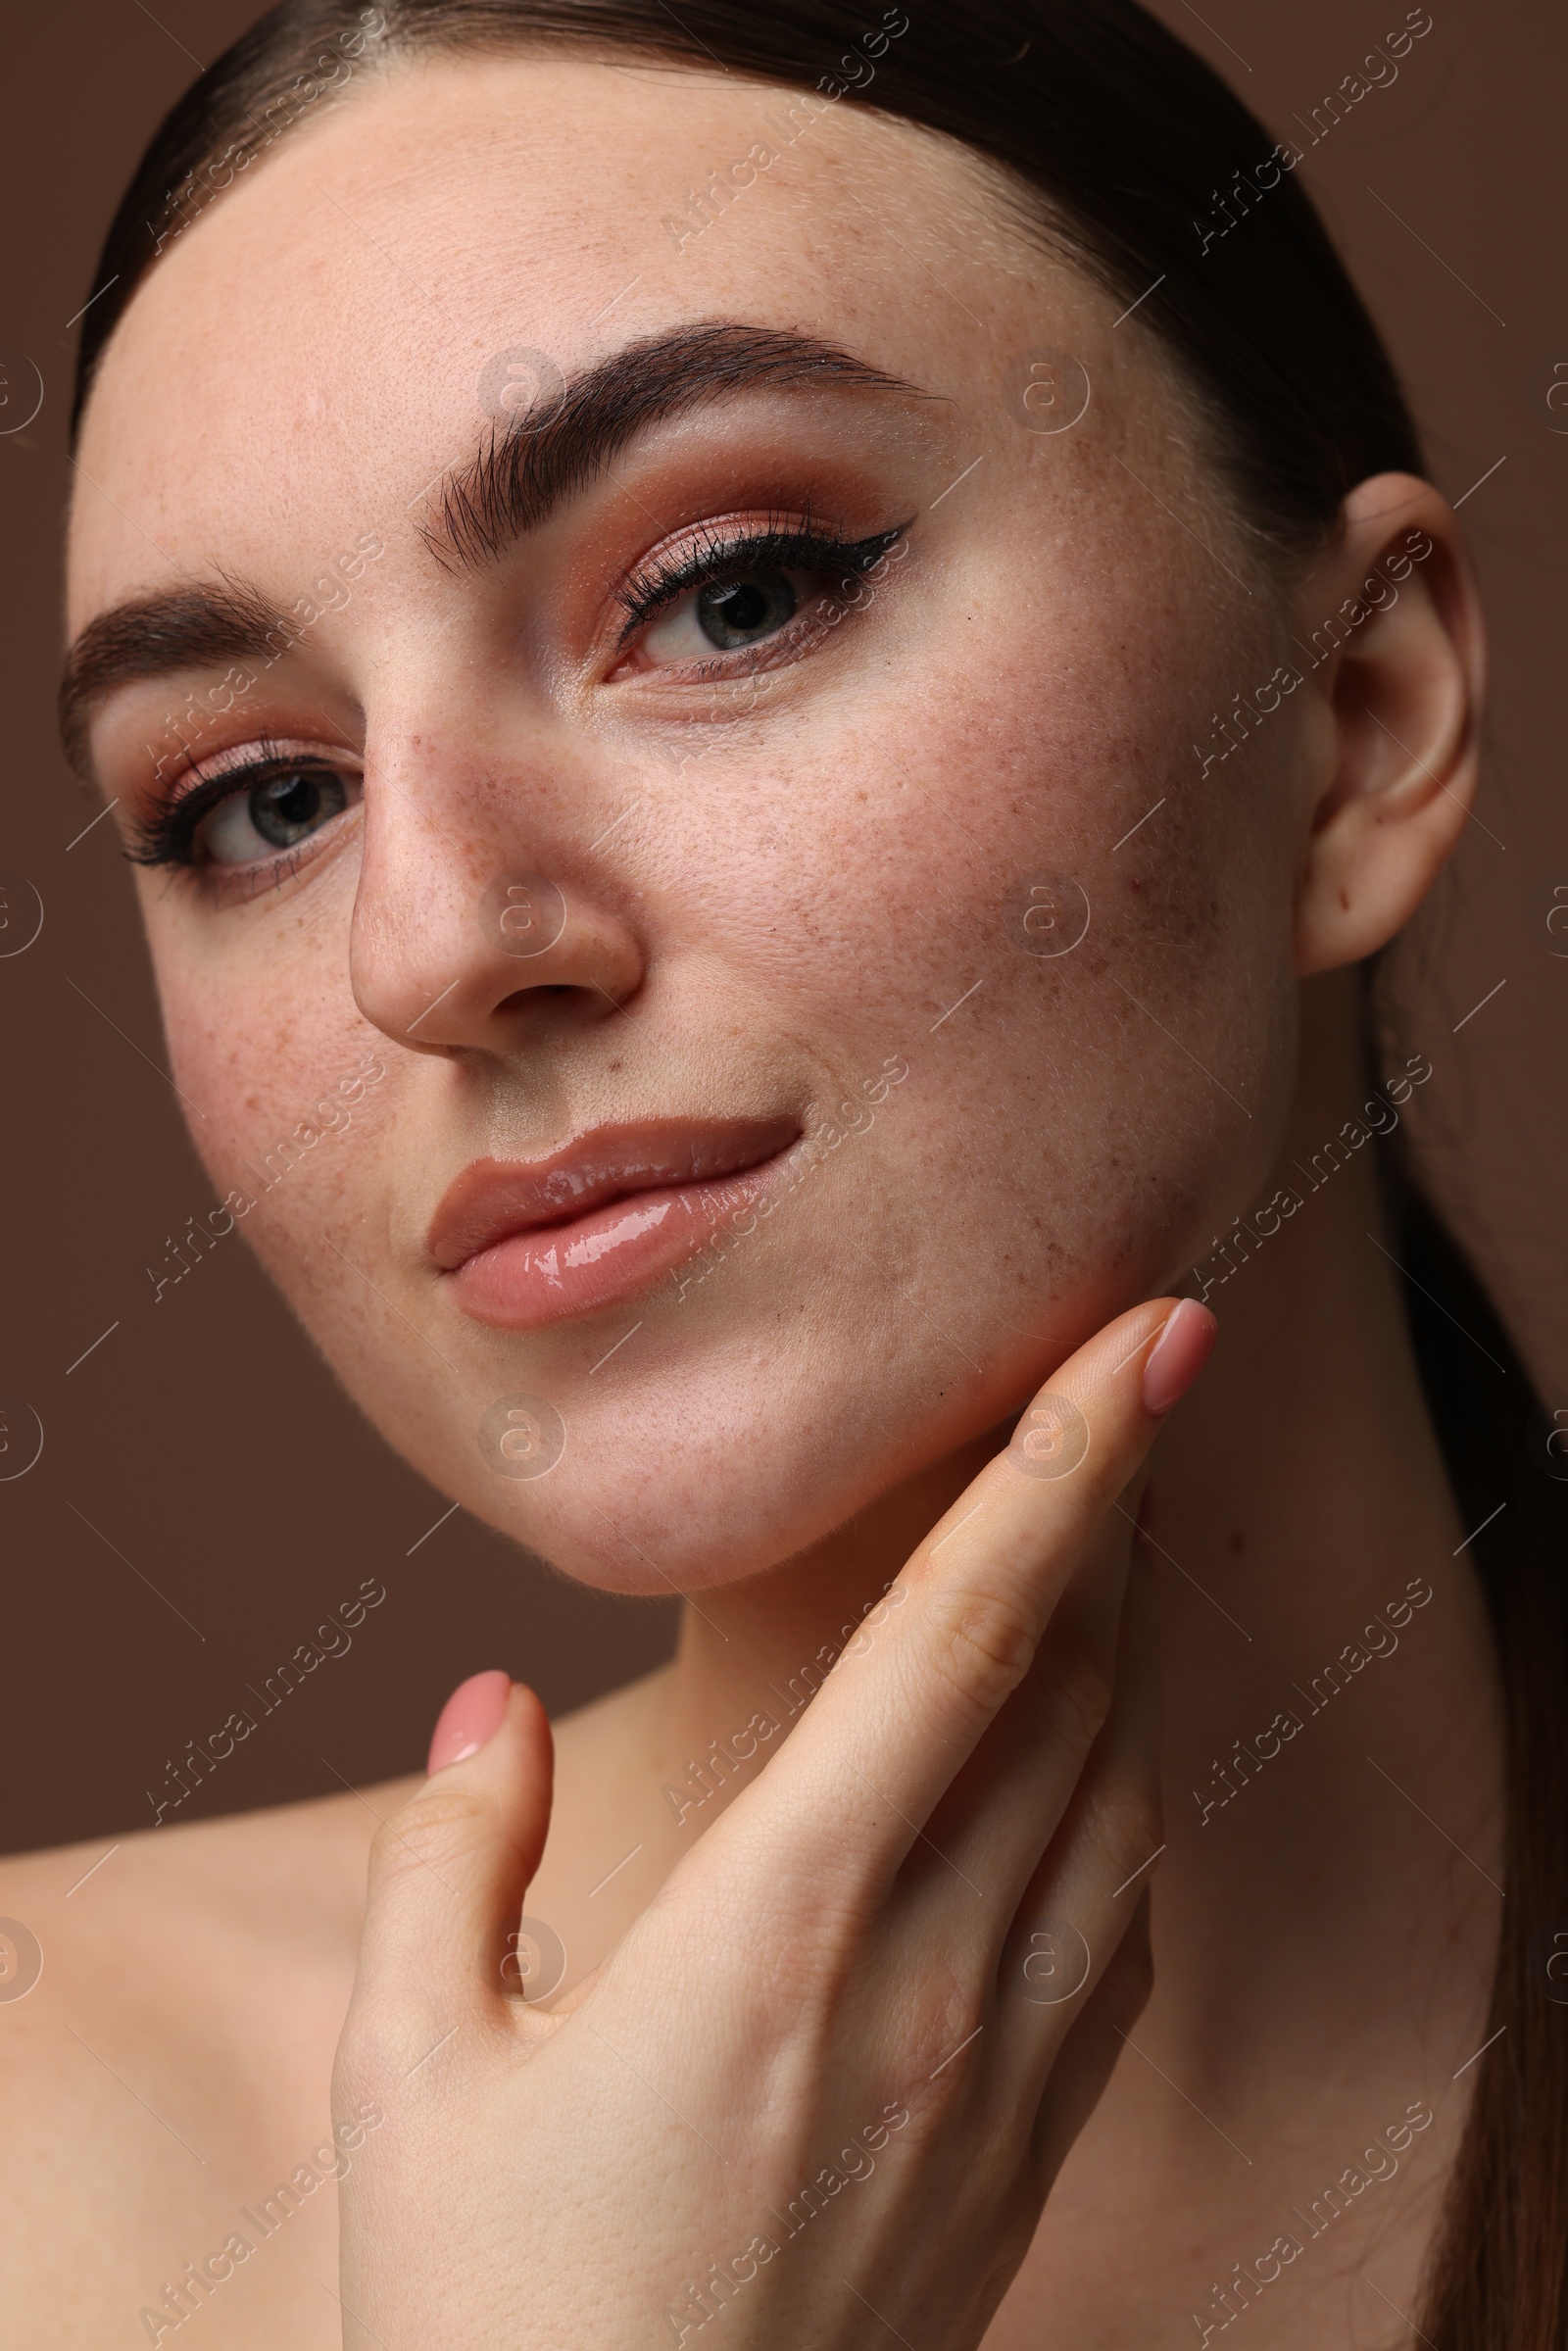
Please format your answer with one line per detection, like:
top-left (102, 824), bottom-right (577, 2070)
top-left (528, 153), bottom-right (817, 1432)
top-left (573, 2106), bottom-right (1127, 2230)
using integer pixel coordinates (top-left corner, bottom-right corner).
top-left (60, 320), bottom-right (931, 776)
top-left (59, 578), bottom-right (292, 781)
top-left (421, 318), bottom-right (933, 570)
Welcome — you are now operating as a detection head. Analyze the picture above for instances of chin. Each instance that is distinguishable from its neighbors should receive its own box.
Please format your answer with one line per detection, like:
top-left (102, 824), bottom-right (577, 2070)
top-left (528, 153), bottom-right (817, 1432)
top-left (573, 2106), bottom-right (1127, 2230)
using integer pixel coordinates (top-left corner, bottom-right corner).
top-left (341, 1268), bottom-right (1109, 1595)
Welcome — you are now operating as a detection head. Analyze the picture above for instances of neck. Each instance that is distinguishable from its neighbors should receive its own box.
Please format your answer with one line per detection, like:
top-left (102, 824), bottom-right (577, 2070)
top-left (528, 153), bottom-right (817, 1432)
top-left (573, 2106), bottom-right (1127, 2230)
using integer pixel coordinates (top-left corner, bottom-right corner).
top-left (644, 968), bottom-right (1503, 2125)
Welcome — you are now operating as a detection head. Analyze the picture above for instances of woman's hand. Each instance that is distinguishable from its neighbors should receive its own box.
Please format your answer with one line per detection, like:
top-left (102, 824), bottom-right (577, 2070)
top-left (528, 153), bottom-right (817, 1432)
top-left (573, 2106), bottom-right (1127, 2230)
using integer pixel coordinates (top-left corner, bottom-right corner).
top-left (332, 1296), bottom-right (1214, 2349)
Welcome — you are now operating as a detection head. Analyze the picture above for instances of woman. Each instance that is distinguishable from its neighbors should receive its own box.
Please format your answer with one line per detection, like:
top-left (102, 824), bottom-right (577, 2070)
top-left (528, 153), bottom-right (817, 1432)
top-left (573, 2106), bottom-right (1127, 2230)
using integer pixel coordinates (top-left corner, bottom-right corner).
top-left (6, 0), bottom-right (1561, 2342)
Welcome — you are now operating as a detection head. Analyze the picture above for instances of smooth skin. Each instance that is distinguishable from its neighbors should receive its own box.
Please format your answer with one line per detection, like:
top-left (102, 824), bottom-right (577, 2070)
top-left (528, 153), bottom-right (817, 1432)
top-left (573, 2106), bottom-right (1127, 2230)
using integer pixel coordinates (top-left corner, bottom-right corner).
top-left (5, 45), bottom-right (1500, 2350)
top-left (338, 1300), bottom-right (1209, 2350)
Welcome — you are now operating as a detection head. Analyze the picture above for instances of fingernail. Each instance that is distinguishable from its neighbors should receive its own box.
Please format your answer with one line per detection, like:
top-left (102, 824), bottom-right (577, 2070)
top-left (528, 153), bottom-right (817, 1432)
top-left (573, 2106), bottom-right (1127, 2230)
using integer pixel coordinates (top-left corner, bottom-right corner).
top-left (426, 1669), bottom-right (511, 1775)
top-left (1142, 1298), bottom-right (1216, 1417)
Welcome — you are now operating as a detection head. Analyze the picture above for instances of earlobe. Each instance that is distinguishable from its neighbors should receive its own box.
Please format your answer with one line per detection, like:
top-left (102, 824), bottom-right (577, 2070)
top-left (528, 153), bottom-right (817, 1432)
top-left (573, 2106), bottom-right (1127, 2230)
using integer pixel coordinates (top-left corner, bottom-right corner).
top-left (1290, 472), bottom-right (1487, 978)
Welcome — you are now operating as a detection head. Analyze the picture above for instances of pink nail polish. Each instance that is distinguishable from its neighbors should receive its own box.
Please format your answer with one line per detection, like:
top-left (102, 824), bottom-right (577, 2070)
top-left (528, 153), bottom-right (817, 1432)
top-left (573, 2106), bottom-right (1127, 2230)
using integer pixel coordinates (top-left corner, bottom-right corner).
top-left (426, 1669), bottom-right (511, 1775)
top-left (1142, 1298), bottom-right (1217, 1417)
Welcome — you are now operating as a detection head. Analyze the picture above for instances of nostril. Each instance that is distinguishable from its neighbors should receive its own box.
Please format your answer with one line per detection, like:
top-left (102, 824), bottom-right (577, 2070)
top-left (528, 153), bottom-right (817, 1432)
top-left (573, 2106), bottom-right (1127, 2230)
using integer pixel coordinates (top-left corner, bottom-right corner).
top-left (497, 983), bottom-right (579, 1015)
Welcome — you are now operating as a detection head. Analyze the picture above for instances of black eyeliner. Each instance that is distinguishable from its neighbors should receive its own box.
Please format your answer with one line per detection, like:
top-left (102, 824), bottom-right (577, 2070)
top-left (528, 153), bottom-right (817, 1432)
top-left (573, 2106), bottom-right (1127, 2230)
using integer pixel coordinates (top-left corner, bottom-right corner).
top-left (131, 517), bottom-right (912, 872)
top-left (614, 514), bottom-right (912, 647)
top-left (128, 746), bottom-right (345, 870)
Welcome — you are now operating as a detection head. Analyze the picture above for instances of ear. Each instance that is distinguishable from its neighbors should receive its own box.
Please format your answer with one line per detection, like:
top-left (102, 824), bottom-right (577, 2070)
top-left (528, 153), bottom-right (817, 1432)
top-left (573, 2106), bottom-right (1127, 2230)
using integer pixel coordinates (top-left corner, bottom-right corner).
top-left (1290, 471), bottom-right (1488, 978)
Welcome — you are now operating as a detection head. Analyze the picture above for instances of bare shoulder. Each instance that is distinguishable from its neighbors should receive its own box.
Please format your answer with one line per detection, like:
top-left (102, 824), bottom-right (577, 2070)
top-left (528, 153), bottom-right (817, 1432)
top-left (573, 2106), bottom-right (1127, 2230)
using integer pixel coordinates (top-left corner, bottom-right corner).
top-left (0, 1773), bottom-right (405, 2037)
top-left (0, 1670), bottom-right (663, 2344)
top-left (0, 1783), bottom-right (409, 2346)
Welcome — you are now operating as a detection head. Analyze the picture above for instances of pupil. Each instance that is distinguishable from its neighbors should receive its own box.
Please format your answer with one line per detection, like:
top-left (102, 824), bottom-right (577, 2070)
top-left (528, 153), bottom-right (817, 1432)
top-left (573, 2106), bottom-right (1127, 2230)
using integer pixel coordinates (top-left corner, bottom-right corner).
top-left (250, 769), bottom-right (345, 848)
top-left (698, 569), bottom-right (798, 650)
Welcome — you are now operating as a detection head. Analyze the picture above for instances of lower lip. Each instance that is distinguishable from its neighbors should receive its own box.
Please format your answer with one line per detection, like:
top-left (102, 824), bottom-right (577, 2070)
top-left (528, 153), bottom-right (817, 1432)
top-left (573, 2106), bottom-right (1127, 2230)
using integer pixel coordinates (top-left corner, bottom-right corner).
top-left (446, 1162), bottom-right (785, 1330)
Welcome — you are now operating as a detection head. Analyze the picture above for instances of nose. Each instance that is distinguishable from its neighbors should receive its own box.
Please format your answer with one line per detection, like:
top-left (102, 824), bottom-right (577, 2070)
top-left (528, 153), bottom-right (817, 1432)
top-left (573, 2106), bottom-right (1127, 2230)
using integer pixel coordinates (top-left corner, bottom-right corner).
top-left (348, 755), bottom-right (646, 1057)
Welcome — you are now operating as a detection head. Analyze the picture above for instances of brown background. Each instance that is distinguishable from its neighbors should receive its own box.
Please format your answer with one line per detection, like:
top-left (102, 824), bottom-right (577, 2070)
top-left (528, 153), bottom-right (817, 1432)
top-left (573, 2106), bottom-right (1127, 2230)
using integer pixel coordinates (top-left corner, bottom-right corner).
top-left (2, 0), bottom-right (1563, 1854)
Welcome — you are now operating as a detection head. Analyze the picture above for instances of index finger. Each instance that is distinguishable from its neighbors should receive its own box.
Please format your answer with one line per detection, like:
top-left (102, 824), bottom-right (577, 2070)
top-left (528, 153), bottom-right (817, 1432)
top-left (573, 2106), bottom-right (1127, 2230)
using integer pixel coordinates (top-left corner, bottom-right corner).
top-left (725, 1296), bottom-right (1213, 1890)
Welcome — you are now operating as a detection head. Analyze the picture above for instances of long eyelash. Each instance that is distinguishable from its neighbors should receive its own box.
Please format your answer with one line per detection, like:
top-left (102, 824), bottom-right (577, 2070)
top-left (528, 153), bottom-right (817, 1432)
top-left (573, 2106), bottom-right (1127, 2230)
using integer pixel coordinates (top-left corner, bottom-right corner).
top-left (615, 510), bottom-right (910, 646)
top-left (128, 739), bottom-right (338, 869)
top-left (128, 519), bottom-right (906, 870)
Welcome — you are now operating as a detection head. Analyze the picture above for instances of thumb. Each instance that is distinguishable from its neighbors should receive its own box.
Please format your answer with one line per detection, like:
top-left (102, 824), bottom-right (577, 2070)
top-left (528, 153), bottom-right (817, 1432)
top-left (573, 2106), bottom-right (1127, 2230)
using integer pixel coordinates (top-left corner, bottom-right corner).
top-left (351, 1673), bottom-right (555, 2038)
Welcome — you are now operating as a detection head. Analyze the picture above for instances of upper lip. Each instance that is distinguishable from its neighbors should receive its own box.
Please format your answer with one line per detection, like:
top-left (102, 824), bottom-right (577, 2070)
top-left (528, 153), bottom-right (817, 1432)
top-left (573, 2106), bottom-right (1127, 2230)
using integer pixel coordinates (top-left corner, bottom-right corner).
top-left (426, 1115), bottom-right (801, 1271)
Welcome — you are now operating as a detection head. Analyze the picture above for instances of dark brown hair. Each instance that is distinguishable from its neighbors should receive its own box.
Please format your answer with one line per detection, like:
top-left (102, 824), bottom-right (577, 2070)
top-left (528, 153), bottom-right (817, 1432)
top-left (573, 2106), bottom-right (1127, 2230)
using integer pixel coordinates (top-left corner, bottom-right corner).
top-left (71, 4), bottom-right (1567, 2338)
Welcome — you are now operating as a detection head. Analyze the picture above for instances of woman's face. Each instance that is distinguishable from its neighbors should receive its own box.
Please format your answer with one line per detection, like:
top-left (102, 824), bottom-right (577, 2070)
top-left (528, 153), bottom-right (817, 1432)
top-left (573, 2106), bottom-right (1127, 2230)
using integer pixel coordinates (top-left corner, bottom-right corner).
top-left (68, 50), bottom-right (1305, 1592)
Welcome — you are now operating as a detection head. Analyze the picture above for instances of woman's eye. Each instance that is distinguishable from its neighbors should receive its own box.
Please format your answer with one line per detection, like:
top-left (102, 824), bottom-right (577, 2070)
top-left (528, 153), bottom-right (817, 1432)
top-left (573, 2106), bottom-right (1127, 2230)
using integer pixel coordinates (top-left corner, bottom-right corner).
top-left (199, 766), bottom-right (354, 866)
top-left (640, 566), bottom-right (817, 664)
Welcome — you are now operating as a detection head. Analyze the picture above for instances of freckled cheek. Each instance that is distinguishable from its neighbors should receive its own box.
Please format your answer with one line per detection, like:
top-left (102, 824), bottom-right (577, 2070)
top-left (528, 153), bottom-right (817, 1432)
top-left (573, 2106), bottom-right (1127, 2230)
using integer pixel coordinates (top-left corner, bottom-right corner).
top-left (771, 696), bottom-right (1185, 1021)
top-left (793, 699), bottom-right (1283, 1298)
top-left (144, 919), bottom-right (369, 1192)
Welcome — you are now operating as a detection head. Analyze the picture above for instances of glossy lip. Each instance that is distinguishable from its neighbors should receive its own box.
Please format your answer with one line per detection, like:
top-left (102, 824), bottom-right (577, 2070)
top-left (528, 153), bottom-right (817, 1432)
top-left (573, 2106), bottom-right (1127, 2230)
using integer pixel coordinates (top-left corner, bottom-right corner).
top-left (428, 1115), bottom-right (801, 1330)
